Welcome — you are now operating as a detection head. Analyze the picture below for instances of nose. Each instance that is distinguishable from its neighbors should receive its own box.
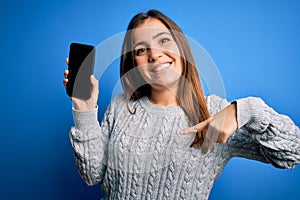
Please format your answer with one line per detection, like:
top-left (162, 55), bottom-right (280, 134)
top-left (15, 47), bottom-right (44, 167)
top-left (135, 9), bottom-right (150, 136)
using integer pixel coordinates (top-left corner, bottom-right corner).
top-left (148, 47), bottom-right (163, 63)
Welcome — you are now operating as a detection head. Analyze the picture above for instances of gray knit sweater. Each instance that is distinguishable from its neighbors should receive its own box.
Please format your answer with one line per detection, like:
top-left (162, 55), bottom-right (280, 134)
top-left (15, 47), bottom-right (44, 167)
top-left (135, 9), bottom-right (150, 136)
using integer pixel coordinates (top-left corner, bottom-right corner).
top-left (69, 94), bottom-right (300, 200)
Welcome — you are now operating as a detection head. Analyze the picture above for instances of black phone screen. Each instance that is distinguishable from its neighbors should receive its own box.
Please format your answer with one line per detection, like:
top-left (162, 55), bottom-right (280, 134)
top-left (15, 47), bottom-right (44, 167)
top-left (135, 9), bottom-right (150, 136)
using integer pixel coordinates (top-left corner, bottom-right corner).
top-left (66, 43), bottom-right (96, 100)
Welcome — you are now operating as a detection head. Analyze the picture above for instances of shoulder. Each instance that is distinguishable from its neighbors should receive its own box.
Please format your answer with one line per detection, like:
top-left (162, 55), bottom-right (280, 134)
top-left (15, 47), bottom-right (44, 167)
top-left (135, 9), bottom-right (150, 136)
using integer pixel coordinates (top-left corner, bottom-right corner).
top-left (103, 93), bottom-right (127, 115)
top-left (111, 93), bottom-right (126, 104)
top-left (107, 93), bottom-right (139, 114)
top-left (206, 94), bottom-right (230, 115)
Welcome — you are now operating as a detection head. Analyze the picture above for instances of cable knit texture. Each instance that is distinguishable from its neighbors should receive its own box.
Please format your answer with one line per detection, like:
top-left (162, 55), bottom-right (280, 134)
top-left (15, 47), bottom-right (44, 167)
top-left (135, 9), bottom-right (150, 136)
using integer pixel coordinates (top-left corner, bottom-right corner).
top-left (69, 94), bottom-right (300, 200)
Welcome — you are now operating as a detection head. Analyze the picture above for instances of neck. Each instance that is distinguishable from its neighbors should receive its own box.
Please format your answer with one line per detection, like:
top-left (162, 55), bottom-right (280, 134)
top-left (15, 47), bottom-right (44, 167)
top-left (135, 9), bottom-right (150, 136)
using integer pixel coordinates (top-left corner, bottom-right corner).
top-left (149, 88), bottom-right (178, 106)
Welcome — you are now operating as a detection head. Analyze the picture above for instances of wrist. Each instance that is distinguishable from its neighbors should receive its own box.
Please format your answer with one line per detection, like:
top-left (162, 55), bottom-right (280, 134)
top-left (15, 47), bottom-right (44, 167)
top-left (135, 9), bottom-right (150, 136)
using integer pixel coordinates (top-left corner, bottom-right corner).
top-left (72, 106), bottom-right (98, 131)
top-left (73, 103), bottom-right (97, 111)
top-left (227, 101), bottom-right (238, 130)
top-left (71, 97), bottom-right (97, 111)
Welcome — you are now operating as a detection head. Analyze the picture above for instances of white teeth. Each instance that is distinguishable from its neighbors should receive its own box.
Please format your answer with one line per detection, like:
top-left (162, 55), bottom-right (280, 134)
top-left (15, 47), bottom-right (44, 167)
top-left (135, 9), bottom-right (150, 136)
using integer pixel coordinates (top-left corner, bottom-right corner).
top-left (151, 63), bottom-right (170, 72)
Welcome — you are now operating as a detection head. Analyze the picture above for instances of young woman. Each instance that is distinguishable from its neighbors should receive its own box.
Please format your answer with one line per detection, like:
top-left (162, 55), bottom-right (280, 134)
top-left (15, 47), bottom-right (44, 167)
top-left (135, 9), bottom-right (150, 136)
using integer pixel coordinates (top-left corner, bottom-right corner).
top-left (63, 10), bottom-right (300, 200)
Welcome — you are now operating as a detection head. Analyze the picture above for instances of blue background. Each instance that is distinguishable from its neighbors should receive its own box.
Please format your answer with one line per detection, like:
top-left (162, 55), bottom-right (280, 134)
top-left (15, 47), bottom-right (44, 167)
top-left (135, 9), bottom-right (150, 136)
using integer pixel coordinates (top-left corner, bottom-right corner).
top-left (1, 0), bottom-right (299, 199)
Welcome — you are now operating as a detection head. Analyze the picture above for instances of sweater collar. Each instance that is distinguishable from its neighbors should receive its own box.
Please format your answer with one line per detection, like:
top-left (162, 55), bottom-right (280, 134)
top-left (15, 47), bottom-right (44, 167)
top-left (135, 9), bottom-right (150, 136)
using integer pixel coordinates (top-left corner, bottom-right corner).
top-left (139, 96), bottom-right (185, 115)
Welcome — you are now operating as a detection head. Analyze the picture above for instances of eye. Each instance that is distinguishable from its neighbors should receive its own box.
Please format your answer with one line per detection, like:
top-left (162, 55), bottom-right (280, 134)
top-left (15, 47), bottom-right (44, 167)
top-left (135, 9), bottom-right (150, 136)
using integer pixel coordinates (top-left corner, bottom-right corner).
top-left (135, 47), bottom-right (147, 56)
top-left (160, 38), bottom-right (170, 44)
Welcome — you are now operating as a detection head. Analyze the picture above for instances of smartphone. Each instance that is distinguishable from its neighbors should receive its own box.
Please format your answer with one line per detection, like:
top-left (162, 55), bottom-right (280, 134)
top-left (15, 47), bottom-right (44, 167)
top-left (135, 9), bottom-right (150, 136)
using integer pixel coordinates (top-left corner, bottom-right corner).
top-left (66, 42), bottom-right (96, 100)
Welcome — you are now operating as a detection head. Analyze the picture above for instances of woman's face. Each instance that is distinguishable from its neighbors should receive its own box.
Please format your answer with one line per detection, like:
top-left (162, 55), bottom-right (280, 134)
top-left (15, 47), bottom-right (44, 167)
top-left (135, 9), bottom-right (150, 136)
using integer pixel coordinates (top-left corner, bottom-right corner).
top-left (132, 18), bottom-right (183, 92)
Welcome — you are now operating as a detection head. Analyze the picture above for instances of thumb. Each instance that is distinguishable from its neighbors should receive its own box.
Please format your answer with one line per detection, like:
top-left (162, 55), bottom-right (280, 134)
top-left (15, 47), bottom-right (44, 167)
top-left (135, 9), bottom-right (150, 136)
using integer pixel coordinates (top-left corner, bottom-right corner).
top-left (90, 75), bottom-right (99, 94)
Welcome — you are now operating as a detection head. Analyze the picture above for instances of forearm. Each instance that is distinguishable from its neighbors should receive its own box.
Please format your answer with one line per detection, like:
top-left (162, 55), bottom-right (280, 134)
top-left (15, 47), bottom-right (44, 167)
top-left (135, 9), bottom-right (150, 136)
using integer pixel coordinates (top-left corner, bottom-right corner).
top-left (233, 97), bottom-right (300, 168)
top-left (69, 107), bottom-right (108, 185)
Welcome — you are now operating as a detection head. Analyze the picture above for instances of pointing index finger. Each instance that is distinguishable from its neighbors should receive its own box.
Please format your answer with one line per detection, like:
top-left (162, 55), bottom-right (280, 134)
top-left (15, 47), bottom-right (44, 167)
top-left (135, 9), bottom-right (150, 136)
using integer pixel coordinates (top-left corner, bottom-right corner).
top-left (180, 119), bottom-right (209, 135)
top-left (179, 126), bottom-right (198, 135)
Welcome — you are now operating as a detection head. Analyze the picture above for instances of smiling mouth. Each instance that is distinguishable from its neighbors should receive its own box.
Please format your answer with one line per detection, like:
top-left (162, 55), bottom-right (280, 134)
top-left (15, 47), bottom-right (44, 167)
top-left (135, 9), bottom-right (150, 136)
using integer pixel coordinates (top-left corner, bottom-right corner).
top-left (150, 62), bottom-right (172, 73)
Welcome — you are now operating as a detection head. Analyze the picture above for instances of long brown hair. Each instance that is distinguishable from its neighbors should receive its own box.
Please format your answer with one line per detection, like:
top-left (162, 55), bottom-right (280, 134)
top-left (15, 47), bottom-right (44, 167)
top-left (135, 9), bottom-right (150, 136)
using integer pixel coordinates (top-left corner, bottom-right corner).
top-left (120, 9), bottom-right (210, 148)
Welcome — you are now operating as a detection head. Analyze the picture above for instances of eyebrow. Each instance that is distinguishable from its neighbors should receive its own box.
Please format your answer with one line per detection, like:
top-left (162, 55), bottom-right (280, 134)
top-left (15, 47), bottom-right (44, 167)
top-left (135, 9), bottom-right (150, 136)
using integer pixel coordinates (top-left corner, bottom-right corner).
top-left (133, 31), bottom-right (171, 49)
top-left (153, 31), bottom-right (171, 39)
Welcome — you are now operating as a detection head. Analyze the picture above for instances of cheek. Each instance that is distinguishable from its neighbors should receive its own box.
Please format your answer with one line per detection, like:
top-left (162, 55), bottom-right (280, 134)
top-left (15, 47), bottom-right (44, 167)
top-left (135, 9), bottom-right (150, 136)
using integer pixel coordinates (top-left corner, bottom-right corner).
top-left (176, 57), bottom-right (183, 74)
top-left (136, 63), bottom-right (150, 80)
top-left (167, 49), bottom-right (183, 73)
top-left (134, 56), bottom-right (148, 67)
top-left (135, 62), bottom-right (150, 81)
top-left (166, 42), bottom-right (180, 56)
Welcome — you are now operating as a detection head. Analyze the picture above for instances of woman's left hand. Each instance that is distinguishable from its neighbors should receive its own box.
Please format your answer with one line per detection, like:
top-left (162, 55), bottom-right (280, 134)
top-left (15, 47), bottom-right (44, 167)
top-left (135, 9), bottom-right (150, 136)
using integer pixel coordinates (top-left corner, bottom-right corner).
top-left (180, 102), bottom-right (238, 153)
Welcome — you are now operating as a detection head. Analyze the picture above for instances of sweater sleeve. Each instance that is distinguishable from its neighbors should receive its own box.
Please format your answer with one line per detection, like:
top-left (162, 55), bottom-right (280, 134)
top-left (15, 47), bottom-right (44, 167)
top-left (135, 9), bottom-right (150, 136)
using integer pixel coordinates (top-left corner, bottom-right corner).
top-left (69, 98), bottom-right (116, 186)
top-left (226, 97), bottom-right (300, 169)
top-left (207, 95), bottom-right (300, 168)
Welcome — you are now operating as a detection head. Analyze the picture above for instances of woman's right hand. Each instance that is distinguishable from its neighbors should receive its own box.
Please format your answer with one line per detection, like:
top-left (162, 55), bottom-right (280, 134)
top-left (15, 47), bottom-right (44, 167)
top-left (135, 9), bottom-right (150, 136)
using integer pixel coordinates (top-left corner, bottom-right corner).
top-left (63, 58), bottom-right (99, 111)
